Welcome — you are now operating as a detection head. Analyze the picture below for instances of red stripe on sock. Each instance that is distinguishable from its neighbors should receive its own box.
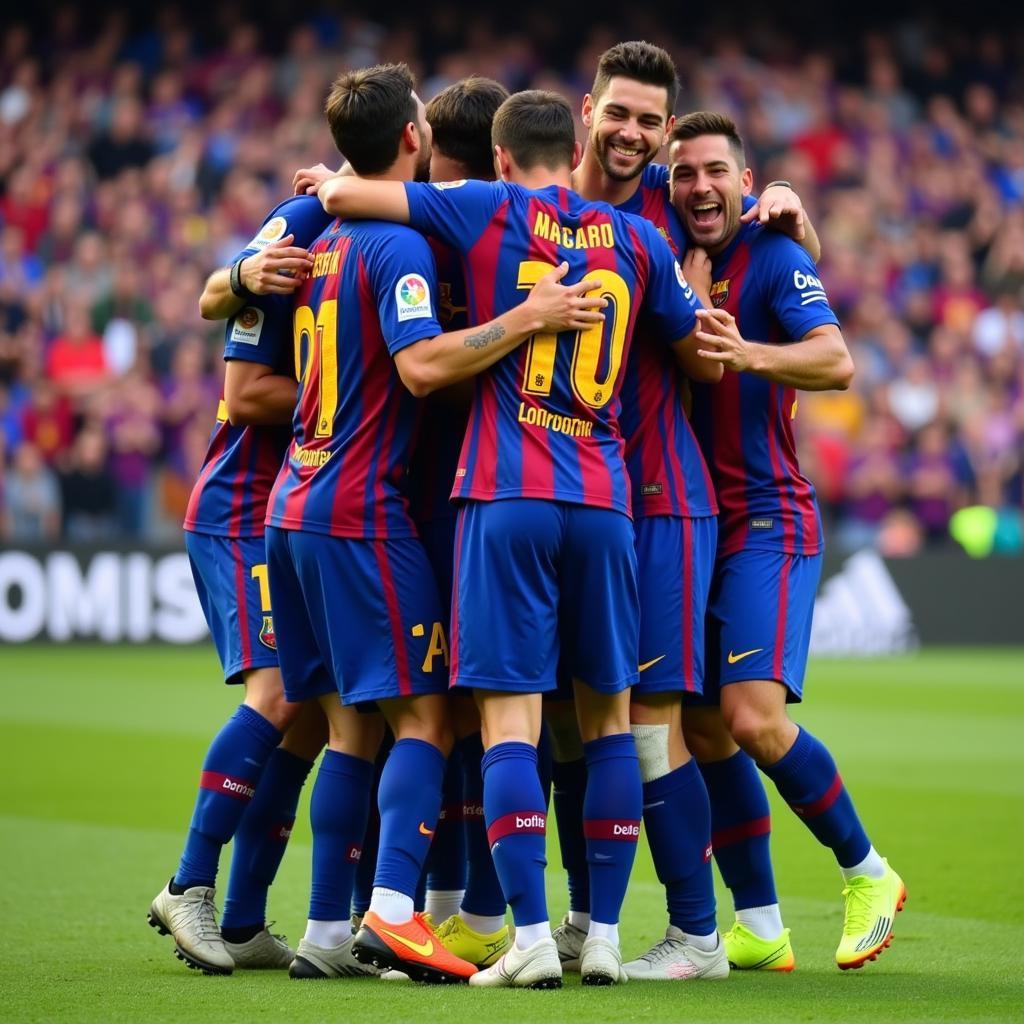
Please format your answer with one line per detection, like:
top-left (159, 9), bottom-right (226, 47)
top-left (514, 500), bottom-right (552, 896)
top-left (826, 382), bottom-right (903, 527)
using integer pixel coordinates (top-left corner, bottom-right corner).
top-left (792, 772), bottom-right (843, 818)
top-left (199, 770), bottom-right (256, 801)
top-left (486, 811), bottom-right (546, 846)
top-left (711, 814), bottom-right (771, 849)
top-left (583, 819), bottom-right (642, 842)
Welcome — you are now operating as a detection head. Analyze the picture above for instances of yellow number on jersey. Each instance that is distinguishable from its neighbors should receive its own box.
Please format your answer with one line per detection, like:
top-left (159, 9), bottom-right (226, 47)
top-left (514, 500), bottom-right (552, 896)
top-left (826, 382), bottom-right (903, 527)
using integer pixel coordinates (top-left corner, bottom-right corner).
top-left (293, 300), bottom-right (339, 439)
top-left (516, 259), bottom-right (631, 409)
top-left (250, 563), bottom-right (272, 613)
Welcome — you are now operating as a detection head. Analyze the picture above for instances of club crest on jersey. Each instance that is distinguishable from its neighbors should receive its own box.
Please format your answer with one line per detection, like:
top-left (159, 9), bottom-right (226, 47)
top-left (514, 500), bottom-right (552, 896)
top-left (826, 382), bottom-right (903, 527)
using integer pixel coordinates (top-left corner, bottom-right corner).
top-left (395, 274), bottom-right (433, 322)
top-left (230, 306), bottom-right (264, 345)
top-left (259, 615), bottom-right (277, 650)
top-left (710, 279), bottom-right (730, 307)
top-left (674, 261), bottom-right (694, 299)
top-left (247, 216), bottom-right (287, 251)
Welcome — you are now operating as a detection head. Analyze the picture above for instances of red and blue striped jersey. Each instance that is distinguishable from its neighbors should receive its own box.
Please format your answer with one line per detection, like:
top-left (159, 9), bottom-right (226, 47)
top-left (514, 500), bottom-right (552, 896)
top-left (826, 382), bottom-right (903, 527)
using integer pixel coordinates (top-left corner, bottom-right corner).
top-left (405, 240), bottom-right (469, 526)
top-left (265, 218), bottom-right (443, 539)
top-left (615, 163), bottom-right (717, 520)
top-left (184, 195), bottom-right (333, 538)
top-left (690, 220), bottom-right (840, 556)
top-left (404, 179), bottom-right (702, 516)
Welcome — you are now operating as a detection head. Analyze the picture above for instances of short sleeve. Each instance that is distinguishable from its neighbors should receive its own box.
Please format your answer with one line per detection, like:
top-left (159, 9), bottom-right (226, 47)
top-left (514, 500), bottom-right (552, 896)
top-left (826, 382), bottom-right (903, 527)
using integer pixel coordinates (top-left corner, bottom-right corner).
top-left (367, 228), bottom-right (444, 355)
top-left (757, 234), bottom-right (840, 341)
top-left (403, 179), bottom-right (504, 253)
top-left (222, 295), bottom-right (291, 367)
top-left (639, 221), bottom-right (703, 342)
top-left (231, 195), bottom-right (333, 264)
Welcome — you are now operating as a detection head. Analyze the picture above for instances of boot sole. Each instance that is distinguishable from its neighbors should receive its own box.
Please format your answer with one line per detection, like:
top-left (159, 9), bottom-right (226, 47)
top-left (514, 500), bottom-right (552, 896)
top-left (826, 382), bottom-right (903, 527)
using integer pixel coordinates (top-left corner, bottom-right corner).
top-left (147, 911), bottom-right (233, 976)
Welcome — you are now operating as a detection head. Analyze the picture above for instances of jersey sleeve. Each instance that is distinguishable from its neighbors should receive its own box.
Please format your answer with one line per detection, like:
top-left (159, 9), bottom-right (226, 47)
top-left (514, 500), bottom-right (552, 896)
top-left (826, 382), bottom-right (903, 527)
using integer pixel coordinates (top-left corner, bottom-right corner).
top-left (638, 221), bottom-right (704, 342)
top-left (403, 179), bottom-right (503, 253)
top-left (757, 233), bottom-right (841, 341)
top-left (368, 227), bottom-right (444, 355)
top-left (222, 295), bottom-right (291, 366)
top-left (232, 194), bottom-right (333, 263)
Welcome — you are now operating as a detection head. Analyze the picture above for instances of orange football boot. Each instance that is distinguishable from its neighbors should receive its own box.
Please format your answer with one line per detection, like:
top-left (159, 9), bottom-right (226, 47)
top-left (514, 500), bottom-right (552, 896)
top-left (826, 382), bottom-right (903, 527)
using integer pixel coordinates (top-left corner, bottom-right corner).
top-left (352, 910), bottom-right (477, 983)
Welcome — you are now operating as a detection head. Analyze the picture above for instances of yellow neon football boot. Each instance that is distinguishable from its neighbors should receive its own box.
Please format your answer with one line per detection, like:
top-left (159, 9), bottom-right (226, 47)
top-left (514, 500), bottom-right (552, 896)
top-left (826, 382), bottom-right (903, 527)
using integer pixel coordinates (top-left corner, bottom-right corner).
top-left (433, 914), bottom-right (511, 969)
top-left (723, 922), bottom-right (795, 972)
top-left (836, 860), bottom-right (907, 970)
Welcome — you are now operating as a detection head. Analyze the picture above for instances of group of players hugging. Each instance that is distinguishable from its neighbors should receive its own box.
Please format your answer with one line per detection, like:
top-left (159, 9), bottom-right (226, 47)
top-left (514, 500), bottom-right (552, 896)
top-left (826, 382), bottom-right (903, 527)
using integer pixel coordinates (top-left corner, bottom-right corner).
top-left (146, 40), bottom-right (905, 988)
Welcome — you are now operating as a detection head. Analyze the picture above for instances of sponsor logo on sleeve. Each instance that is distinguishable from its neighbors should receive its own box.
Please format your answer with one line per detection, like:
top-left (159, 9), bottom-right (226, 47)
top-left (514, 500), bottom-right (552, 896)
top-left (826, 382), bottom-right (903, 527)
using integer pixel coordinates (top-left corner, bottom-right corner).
top-left (674, 261), bottom-right (694, 299)
top-left (247, 215), bottom-right (288, 251)
top-left (394, 274), bottom-right (433, 322)
top-left (431, 179), bottom-right (466, 190)
top-left (793, 269), bottom-right (828, 306)
top-left (230, 306), bottom-right (264, 345)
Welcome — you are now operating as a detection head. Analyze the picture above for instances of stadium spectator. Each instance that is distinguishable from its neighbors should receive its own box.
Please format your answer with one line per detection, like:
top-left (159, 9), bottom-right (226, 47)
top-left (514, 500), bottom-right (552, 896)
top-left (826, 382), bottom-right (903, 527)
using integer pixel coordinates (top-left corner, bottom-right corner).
top-left (59, 425), bottom-right (118, 541)
top-left (2, 439), bottom-right (61, 542)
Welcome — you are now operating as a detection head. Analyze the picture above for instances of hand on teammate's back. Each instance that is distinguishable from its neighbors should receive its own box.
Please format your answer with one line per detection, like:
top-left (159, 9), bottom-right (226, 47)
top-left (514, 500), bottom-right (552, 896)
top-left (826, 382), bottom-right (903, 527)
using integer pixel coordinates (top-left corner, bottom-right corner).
top-left (740, 185), bottom-right (806, 239)
top-left (240, 236), bottom-right (315, 295)
top-left (521, 260), bottom-right (608, 333)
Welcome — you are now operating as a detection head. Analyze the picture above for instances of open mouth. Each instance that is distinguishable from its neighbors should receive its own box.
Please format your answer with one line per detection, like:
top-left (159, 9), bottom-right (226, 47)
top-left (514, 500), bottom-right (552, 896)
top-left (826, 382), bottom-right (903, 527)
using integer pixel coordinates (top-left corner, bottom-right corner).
top-left (609, 142), bottom-right (643, 160)
top-left (690, 201), bottom-right (722, 226)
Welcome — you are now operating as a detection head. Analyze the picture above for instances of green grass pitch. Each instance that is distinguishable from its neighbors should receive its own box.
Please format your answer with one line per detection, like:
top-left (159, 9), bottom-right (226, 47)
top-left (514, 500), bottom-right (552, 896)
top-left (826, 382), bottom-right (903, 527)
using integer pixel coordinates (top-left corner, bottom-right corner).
top-left (2, 645), bottom-right (1022, 1022)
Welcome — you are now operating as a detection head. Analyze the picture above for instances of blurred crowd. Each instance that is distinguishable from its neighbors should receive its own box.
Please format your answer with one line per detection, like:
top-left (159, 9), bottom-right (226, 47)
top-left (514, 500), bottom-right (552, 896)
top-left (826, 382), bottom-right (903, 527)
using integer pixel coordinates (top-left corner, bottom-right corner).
top-left (1, 4), bottom-right (1023, 555)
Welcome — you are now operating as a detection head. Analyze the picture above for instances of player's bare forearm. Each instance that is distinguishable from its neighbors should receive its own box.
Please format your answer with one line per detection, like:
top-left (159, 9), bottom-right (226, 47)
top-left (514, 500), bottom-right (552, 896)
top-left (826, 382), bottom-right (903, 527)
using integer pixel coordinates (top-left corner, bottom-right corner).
top-left (672, 328), bottom-right (723, 383)
top-left (199, 268), bottom-right (244, 320)
top-left (224, 361), bottom-right (298, 425)
top-left (318, 176), bottom-right (411, 223)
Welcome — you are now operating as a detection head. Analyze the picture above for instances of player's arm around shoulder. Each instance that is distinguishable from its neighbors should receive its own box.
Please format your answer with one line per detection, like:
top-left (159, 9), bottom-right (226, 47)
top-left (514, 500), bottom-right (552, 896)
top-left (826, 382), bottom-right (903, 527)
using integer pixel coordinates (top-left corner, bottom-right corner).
top-left (394, 261), bottom-right (608, 397)
top-left (317, 176), bottom-right (411, 223)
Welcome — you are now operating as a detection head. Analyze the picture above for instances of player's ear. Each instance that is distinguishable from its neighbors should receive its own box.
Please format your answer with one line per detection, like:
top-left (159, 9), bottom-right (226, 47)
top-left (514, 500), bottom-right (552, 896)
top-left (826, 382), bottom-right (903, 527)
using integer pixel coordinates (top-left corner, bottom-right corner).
top-left (570, 140), bottom-right (583, 172)
top-left (741, 166), bottom-right (753, 196)
top-left (402, 120), bottom-right (419, 154)
top-left (493, 144), bottom-right (512, 182)
top-left (663, 113), bottom-right (675, 147)
top-left (581, 93), bottom-right (594, 128)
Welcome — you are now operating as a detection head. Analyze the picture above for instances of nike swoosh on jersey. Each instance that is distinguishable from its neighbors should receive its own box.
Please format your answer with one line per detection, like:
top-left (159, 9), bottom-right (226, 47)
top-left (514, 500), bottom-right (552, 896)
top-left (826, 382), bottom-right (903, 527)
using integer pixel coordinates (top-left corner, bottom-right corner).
top-left (379, 927), bottom-right (434, 957)
top-left (727, 648), bottom-right (764, 664)
top-left (418, 822), bottom-right (435, 837)
top-left (638, 655), bottom-right (667, 672)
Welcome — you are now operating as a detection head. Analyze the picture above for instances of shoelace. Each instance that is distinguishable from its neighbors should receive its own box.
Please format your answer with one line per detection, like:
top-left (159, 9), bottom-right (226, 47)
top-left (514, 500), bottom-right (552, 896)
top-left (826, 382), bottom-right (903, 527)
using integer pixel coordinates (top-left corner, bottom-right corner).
top-left (434, 917), bottom-right (459, 940)
top-left (195, 891), bottom-right (223, 942)
top-left (640, 937), bottom-right (688, 964)
top-left (263, 920), bottom-right (289, 946)
top-left (841, 878), bottom-right (876, 935)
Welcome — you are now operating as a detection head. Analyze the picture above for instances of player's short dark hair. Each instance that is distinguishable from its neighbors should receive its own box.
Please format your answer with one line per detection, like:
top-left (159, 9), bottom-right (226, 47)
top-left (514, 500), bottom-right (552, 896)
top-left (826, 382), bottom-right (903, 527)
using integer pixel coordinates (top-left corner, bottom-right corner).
top-left (324, 63), bottom-right (418, 175)
top-left (591, 40), bottom-right (679, 115)
top-left (426, 77), bottom-right (510, 180)
top-left (669, 111), bottom-right (746, 168)
top-left (492, 90), bottom-right (576, 172)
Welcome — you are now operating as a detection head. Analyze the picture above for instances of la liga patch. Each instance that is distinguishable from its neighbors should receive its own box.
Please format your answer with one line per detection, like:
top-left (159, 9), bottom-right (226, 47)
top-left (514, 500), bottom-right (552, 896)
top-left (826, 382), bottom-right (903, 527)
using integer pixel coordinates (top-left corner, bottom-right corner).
top-left (230, 306), bottom-right (264, 345)
top-left (395, 273), bottom-right (433, 322)
top-left (247, 216), bottom-right (288, 251)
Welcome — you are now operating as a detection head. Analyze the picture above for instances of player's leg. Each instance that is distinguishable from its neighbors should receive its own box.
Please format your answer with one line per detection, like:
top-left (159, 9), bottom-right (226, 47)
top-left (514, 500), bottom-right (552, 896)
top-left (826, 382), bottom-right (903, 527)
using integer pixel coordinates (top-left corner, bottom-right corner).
top-left (149, 534), bottom-right (294, 975)
top-left (621, 514), bottom-right (726, 981)
top-left (452, 499), bottom-right (563, 989)
top-left (220, 683), bottom-right (325, 969)
top-left (545, 695), bottom-right (590, 970)
top-left (351, 734), bottom-right (391, 928)
top-left (561, 506), bottom-right (643, 986)
top-left (718, 551), bottom-right (906, 969)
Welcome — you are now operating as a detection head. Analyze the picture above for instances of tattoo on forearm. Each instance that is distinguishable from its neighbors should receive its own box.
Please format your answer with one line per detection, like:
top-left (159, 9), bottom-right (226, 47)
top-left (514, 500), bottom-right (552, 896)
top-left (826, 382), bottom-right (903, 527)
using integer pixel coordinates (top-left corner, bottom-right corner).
top-left (464, 323), bottom-right (506, 350)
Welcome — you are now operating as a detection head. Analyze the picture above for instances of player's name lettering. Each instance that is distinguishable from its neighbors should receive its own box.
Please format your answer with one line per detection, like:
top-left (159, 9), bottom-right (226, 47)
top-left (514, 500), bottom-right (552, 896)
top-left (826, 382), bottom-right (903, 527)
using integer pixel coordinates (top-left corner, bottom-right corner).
top-left (290, 445), bottom-right (333, 468)
top-left (517, 402), bottom-right (593, 437)
top-left (532, 211), bottom-right (615, 250)
top-left (311, 249), bottom-right (341, 278)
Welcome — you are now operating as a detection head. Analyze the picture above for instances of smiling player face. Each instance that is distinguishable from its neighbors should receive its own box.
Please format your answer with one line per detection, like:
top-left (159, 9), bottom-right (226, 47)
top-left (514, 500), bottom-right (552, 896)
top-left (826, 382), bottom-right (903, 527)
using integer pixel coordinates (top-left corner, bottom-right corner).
top-left (584, 76), bottom-right (672, 183)
top-left (668, 133), bottom-right (753, 255)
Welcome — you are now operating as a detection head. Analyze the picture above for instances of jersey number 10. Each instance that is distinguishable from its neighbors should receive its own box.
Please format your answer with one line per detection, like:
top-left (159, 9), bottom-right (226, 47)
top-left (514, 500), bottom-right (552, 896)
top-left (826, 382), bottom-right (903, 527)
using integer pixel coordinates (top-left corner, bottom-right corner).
top-left (517, 259), bottom-right (631, 409)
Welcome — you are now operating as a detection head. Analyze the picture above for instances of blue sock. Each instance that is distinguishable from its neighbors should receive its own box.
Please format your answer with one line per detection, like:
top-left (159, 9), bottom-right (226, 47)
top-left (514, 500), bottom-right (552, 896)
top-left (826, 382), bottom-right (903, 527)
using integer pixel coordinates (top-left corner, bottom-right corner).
top-left (176, 705), bottom-right (281, 888)
top-left (459, 733), bottom-right (506, 917)
top-left (551, 756), bottom-right (589, 914)
top-left (699, 750), bottom-right (777, 910)
top-left (425, 745), bottom-right (467, 893)
top-left (309, 750), bottom-right (374, 920)
top-left (351, 743), bottom-right (388, 916)
top-left (537, 724), bottom-right (553, 807)
top-left (583, 733), bottom-right (642, 926)
top-left (761, 727), bottom-right (871, 869)
top-left (222, 748), bottom-right (314, 930)
top-left (482, 741), bottom-right (548, 926)
top-left (374, 738), bottom-right (446, 898)
top-left (642, 759), bottom-right (716, 935)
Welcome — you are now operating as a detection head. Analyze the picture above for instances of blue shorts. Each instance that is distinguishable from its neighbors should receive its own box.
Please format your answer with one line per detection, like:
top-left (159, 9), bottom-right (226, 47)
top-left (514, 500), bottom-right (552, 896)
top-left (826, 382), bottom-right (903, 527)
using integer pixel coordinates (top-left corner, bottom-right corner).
top-left (416, 516), bottom-right (456, 611)
top-left (185, 531), bottom-right (278, 684)
top-left (634, 515), bottom-right (717, 696)
top-left (695, 548), bottom-right (822, 705)
top-left (265, 526), bottom-right (450, 706)
top-left (451, 499), bottom-right (638, 695)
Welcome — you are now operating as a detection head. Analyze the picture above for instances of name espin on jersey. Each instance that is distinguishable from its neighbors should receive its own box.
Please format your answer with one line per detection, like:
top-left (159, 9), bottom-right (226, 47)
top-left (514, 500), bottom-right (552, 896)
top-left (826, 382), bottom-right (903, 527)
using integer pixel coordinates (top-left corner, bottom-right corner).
top-left (793, 270), bottom-right (827, 306)
top-left (532, 211), bottom-right (615, 250)
top-left (311, 250), bottom-right (341, 278)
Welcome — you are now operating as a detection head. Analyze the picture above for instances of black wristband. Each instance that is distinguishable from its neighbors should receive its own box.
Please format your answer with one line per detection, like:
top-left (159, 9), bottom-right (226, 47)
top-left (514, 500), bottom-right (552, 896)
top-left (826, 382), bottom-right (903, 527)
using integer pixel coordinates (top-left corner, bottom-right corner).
top-left (229, 258), bottom-right (251, 299)
top-left (763, 180), bottom-right (793, 191)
